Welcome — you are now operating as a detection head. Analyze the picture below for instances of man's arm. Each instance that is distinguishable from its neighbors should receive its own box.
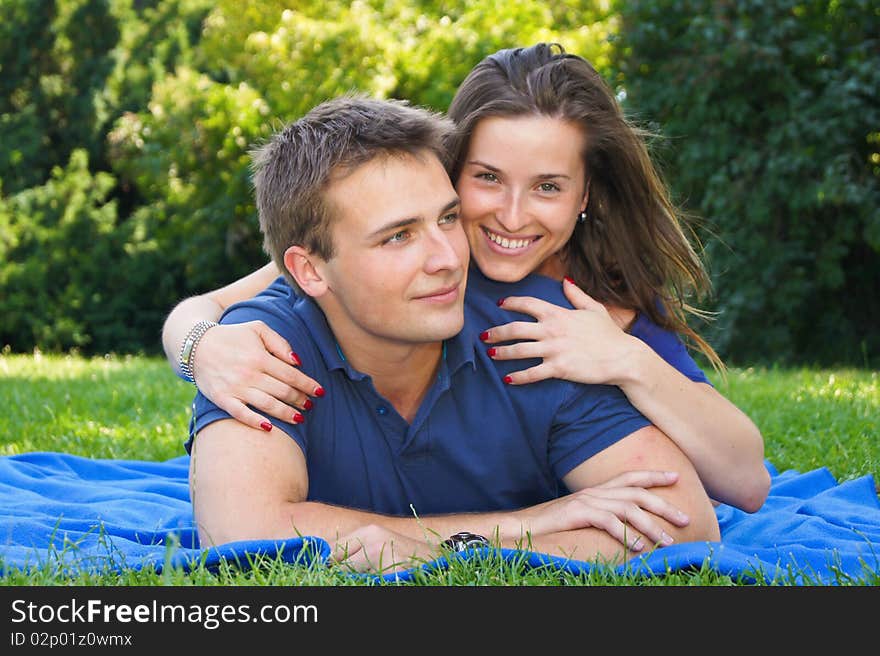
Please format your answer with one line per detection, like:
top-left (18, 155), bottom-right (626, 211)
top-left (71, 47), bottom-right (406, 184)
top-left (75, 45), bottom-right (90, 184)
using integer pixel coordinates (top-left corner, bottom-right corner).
top-left (191, 418), bottom-right (713, 569)
top-left (190, 419), bottom-right (519, 549)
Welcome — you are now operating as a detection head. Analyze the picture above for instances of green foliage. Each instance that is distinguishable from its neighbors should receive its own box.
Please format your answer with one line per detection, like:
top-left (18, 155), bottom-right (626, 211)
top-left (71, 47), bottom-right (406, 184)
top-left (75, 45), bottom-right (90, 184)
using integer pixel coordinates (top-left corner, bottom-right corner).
top-left (615, 0), bottom-right (880, 366)
top-left (4, 0), bottom-right (875, 362)
top-left (0, 150), bottom-right (167, 352)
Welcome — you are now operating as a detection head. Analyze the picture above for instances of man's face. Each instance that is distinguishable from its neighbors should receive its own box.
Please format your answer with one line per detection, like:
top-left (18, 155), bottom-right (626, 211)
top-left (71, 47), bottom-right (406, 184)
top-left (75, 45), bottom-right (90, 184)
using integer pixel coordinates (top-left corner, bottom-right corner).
top-left (318, 152), bottom-right (469, 347)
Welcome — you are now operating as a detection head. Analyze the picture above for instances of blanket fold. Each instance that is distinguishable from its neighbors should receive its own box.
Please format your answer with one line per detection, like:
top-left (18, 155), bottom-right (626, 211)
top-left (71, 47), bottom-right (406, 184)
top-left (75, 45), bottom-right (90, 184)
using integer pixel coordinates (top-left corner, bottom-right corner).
top-left (2, 453), bottom-right (878, 584)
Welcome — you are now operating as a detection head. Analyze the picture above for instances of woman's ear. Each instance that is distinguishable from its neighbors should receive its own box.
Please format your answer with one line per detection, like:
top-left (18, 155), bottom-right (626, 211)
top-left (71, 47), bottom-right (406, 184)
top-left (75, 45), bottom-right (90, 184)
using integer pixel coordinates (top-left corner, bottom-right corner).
top-left (283, 245), bottom-right (328, 297)
top-left (580, 178), bottom-right (591, 214)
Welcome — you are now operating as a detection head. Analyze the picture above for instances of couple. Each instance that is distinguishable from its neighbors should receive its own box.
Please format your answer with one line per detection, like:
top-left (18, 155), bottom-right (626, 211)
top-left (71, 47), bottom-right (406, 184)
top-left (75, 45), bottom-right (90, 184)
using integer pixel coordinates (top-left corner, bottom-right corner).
top-left (165, 44), bottom-right (768, 572)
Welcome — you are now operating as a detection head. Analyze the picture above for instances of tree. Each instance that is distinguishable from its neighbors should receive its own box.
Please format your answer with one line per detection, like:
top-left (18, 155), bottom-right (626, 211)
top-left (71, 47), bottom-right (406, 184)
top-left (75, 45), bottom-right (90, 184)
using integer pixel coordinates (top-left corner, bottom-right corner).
top-left (615, 0), bottom-right (880, 365)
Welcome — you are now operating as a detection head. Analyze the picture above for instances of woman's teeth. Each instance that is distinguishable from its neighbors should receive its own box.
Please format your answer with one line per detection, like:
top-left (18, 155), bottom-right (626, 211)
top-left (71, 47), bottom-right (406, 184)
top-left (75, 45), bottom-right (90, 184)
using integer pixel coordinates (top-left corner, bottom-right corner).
top-left (485, 229), bottom-right (533, 250)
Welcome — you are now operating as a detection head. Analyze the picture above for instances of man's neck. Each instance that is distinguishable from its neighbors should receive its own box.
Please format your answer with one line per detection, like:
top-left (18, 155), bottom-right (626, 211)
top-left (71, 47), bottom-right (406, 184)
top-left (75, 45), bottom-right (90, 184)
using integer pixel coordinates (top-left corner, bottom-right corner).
top-left (331, 323), bottom-right (443, 424)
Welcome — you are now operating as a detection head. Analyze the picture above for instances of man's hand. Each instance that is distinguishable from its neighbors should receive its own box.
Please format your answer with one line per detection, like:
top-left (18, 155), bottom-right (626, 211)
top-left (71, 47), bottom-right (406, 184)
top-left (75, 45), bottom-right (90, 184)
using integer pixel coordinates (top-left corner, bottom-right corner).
top-left (512, 470), bottom-right (690, 552)
top-left (329, 525), bottom-right (440, 574)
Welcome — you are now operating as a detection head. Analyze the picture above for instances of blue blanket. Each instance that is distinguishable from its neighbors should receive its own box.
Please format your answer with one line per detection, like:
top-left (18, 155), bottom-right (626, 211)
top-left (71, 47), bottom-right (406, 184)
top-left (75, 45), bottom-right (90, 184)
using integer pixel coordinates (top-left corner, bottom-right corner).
top-left (2, 452), bottom-right (878, 584)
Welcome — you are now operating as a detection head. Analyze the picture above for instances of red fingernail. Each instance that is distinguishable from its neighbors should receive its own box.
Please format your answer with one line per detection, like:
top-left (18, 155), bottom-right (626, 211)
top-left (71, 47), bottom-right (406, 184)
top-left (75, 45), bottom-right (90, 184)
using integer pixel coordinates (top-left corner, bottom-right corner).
top-left (293, 412), bottom-right (305, 424)
top-left (291, 351), bottom-right (302, 366)
top-left (479, 330), bottom-right (490, 341)
top-left (487, 347), bottom-right (497, 357)
top-left (564, 276), bottom-right (575, 285)
top-left (303, 398), bottom-right (314, 411)
top-left (314, 386), bottom-right (325, 398)
top-left (260, 421), bottom-right (272, 432)
top-left (497, 298), bottom-right (505, 307)
top-left (503, 375), bottom-right (513, 384)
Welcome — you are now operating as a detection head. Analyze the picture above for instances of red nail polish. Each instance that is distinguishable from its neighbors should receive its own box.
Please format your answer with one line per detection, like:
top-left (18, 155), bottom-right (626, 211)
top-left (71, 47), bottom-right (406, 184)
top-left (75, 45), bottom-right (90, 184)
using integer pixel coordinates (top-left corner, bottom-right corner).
top-left (479, 330), bottom-right (490, 341)
top-left (487, 347), bottom-right (497, 357)
top-left (293, 412), bottom-right (305, 424)
top-left (260, 421), bottom-right (272, 432)
top-left (564, 276), bottom-right (575, 285)
top-left (303, 398), bottom-right (314, 411)
top-left (503, 375), bottom-right (513, 384)
top-left (497, 298), bottom-right (505, 307)
top-left (291, 351), bottom-right (302, 366)
top-left (314, 386), bottom-right (325, 398)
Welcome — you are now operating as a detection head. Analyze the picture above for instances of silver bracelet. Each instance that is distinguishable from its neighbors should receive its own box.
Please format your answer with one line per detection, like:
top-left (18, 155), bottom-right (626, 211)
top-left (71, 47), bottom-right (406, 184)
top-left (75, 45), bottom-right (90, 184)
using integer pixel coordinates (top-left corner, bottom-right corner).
top-left (178, 320), bottom-right (218, 383)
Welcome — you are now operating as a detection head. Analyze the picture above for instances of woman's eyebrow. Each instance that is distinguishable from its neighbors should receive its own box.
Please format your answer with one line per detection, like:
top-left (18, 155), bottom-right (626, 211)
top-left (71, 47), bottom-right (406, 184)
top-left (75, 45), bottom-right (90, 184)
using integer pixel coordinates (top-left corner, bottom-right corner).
top-left (467, 160), bottom-right (571, 180)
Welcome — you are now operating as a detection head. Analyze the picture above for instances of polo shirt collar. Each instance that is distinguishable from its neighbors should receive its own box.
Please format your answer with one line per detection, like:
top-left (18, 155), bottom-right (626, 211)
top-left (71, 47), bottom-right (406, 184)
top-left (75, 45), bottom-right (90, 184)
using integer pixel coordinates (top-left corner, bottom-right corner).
top-left (294, 295), bottom-right (476, 382)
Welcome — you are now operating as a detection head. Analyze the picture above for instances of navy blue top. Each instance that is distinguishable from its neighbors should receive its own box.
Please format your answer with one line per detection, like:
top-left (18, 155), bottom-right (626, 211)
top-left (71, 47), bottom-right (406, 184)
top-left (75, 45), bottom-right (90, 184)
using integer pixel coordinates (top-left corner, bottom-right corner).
top-left (188, 268), bottom-right (653, 516)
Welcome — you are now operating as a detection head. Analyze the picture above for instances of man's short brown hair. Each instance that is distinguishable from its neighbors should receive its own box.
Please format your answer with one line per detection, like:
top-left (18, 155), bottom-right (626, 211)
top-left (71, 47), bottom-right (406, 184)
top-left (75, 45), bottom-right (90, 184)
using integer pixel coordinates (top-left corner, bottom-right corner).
top-left (251, 95), bottom-right (454, 291)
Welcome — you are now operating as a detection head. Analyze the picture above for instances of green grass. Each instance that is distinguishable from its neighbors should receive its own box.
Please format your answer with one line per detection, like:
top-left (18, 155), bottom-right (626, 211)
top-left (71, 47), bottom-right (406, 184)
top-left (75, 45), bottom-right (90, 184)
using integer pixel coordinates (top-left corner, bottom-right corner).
top-left (1, 353), bottom-right (878, 586)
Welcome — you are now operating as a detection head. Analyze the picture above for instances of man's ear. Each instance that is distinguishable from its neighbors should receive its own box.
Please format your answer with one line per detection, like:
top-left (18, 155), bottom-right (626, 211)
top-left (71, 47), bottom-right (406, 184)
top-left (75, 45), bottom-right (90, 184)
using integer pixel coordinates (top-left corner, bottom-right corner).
top-left (283, 245), bottom-right (329, 297)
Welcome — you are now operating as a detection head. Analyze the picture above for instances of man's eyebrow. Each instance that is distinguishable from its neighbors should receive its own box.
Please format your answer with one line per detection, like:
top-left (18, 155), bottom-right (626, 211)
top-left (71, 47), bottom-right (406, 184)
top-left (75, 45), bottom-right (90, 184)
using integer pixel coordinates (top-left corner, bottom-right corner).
top-left (466, 160), bottom-right (571, 180)
top-left (367, 197), bottom-right (460, 240)
top-left (367, 217), bottom-right (421, 240)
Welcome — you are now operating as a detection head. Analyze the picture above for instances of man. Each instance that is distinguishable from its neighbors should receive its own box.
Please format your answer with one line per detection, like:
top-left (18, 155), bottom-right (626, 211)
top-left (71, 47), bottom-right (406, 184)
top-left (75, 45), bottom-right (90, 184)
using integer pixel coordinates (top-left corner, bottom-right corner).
top-left (188, 95), bottom-right (719, 572)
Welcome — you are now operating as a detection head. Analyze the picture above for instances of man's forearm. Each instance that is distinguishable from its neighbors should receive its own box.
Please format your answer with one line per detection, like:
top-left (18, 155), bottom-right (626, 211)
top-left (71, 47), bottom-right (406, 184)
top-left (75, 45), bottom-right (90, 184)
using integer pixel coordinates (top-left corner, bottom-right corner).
top-left (502, 528), bottom-right (636, 565)
top-left (212, 498), bottom-right (530, 549)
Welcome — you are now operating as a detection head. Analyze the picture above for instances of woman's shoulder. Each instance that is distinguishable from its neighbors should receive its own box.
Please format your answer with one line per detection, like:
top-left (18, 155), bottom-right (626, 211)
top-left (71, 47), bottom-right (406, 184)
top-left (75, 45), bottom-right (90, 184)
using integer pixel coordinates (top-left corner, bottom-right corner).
top-left (628, 312), bottom-right (711, 385)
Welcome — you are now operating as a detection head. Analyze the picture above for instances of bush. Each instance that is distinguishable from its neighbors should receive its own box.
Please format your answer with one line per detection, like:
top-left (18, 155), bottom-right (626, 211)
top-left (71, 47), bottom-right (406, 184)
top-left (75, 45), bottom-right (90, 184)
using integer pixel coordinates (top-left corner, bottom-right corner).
top-left (0, 150), bottom-right (158, 352)
top-left (615, 0), bottom-right (880, 366)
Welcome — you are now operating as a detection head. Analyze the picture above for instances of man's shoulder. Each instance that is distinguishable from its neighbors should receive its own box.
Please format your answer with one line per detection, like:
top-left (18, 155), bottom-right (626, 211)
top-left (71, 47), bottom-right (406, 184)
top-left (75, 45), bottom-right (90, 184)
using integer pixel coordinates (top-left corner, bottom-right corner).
top-left (464, 268), bottom-right (571, 325)
top-left (221, 281), bottom-right (322, 346)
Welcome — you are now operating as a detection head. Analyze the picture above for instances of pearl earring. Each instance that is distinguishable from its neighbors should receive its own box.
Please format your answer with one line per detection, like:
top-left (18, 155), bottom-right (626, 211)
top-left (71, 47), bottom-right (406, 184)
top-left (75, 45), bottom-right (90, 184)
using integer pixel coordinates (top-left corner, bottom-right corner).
top-left (577, 211), bottom-right (587, 224)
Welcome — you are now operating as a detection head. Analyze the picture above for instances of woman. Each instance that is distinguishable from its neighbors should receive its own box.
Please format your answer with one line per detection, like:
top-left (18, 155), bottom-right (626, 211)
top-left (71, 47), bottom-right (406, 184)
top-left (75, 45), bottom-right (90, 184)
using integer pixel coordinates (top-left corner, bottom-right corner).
top-left (164, 43), bottom-right (769, 512)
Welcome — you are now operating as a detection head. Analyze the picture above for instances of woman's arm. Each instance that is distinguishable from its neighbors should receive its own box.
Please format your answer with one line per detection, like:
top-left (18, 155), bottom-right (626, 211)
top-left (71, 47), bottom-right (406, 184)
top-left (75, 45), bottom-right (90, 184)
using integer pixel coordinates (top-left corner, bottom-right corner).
top-left (162, 261), bottom-right (324, 430)
top-left (482, 278), bottom-right (770, 513)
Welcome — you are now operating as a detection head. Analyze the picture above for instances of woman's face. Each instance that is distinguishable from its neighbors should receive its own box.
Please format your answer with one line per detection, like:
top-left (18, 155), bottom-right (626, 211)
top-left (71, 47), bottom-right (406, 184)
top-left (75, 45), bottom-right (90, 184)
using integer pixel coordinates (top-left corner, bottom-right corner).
top-left (456, 114), bottom-right (589, 283)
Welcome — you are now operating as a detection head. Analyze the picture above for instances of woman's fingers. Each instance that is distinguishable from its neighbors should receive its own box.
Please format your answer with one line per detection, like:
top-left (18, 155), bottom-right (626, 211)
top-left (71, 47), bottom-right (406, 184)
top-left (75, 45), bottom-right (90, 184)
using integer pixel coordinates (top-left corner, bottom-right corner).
top-left (495, 295), bottom-right (559, 320)
top-left (243, 388), bottom-right (306, 427)
top-left (481, 320), bottom-right (543, 344)
top-left (221, 398), bottom-right (276, 433)
top-left (497, 362), bottom-right (555, 385)
top-left (561, 277), bottom-right (605, 311)
top-left (254, 320), bottom-right (298, 365)
top-left (260, 355), bottom-right (323, 407)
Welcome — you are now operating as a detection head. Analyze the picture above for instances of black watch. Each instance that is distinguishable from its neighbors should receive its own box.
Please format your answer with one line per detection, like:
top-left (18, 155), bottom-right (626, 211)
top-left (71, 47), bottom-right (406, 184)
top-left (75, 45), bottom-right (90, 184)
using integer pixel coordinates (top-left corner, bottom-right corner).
top-left (442, 531), bottom-right (489, 552)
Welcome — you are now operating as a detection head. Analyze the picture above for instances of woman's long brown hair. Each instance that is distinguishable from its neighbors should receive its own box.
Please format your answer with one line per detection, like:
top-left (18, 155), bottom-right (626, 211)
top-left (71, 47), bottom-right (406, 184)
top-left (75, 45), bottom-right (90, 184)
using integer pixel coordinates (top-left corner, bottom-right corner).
top-left (445, 43), bottom-right (724, 374)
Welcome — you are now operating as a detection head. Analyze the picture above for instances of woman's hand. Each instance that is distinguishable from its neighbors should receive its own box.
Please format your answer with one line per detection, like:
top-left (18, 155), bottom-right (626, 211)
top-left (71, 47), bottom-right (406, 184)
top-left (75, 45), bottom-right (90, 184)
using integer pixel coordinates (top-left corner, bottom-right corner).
top-left (191, 321), bottom-right (324, 431)
top-left (484, 278), bottom-right (642, 386)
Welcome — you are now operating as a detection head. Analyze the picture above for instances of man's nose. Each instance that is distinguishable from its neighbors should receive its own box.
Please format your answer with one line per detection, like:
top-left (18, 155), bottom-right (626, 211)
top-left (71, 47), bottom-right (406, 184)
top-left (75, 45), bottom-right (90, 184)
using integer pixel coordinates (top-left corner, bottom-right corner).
top-left (424, 226), bottom-right (465, 274)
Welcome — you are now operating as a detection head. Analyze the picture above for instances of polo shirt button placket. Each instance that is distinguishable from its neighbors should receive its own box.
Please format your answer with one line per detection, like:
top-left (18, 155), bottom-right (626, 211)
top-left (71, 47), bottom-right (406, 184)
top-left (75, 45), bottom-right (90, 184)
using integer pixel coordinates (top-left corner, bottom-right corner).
top-left (376, 405), bottom-right (388, 416)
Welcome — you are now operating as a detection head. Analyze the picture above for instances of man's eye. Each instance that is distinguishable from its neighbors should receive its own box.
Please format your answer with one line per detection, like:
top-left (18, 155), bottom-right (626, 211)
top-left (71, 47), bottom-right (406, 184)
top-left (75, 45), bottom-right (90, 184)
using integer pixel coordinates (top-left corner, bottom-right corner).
top-left (439, 212), bottom-right (459, 225)
top-left (385, 230), bottom-right (410, 244)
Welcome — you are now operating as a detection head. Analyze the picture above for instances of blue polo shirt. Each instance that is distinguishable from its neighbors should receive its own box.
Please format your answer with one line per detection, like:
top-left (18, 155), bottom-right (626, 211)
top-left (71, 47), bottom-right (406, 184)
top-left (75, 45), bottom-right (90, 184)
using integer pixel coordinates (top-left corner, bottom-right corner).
top-left (188, 269), bottom-right (655, 517)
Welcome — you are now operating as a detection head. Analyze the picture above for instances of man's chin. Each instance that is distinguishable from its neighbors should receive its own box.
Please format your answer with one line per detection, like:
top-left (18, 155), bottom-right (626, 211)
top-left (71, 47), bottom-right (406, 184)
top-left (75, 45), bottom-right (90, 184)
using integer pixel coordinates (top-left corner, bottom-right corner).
top-left (416, 314), bottom-right (464, 342)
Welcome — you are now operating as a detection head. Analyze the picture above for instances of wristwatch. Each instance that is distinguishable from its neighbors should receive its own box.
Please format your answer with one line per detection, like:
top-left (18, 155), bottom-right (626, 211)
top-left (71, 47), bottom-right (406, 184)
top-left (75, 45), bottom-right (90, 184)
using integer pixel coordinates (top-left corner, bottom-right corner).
top-left (178, 320), bottom-right (218, 383)
top-left (442, 531), bottom-right (490, 553)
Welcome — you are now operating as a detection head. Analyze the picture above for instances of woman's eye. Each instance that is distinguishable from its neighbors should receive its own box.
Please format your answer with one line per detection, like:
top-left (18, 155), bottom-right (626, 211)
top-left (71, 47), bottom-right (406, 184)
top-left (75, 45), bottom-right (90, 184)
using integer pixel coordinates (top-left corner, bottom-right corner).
top-left (538, 182), bottom-right (560, 192)
top-left (477, 172), bottom-right (499, 183)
